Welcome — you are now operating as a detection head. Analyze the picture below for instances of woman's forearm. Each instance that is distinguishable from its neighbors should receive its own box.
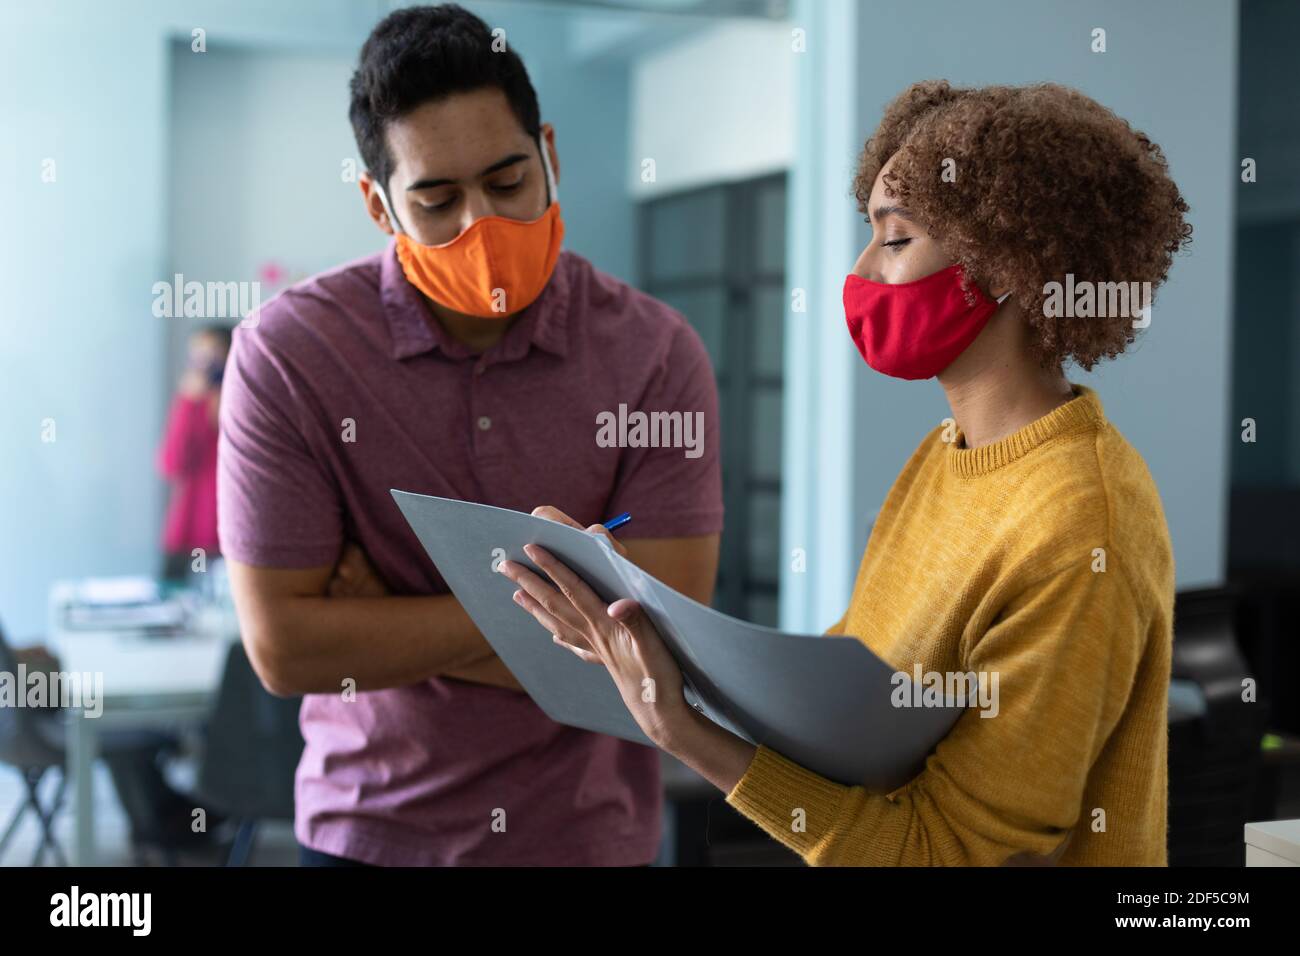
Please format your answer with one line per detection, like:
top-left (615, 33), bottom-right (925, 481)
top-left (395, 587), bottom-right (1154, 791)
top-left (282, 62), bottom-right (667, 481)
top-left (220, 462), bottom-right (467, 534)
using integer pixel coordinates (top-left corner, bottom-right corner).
top-left (659, 706), bottom-right (758, 795)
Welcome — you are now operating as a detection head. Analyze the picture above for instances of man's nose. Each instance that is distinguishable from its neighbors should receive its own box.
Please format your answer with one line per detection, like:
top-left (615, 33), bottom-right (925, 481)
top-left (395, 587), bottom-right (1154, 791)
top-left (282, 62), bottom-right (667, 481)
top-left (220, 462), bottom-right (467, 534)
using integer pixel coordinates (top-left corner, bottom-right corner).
top-left (454, 191), bottom-right (496, 234)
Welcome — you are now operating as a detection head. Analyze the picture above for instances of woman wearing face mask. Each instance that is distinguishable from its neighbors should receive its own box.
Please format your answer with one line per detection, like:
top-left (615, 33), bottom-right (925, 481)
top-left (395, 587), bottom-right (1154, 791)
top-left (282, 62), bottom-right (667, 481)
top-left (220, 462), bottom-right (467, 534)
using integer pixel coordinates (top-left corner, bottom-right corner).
top-left (499, 80), bottom-right (1191, 866)
top-left (158, 324), bottom-right (230, 582)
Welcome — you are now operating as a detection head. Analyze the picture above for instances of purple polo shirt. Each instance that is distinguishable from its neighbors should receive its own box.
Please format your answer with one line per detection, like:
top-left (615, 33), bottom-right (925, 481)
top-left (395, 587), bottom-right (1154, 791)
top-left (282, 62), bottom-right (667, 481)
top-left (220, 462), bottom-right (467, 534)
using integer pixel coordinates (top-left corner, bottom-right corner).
top-left (216, 243), bottom-right (722, 866)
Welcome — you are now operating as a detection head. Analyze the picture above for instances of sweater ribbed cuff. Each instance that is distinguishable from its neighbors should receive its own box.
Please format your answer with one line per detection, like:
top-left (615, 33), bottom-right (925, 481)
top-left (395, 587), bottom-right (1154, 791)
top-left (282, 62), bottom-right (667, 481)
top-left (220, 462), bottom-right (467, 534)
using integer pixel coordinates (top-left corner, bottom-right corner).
top-left (725, 745), bottom-right (850, 857)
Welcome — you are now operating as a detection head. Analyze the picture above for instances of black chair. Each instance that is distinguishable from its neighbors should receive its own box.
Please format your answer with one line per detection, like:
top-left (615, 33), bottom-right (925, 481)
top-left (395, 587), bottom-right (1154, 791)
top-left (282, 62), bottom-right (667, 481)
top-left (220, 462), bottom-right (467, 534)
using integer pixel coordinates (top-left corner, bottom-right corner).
top-left (0, 629), bottom-right (69, 865)
top-left (196, 642), bottom-right (304, 865)
top-left (1226, 566), bottom-right (1300, 819)
top-left (1167, 587), bottom-right (1269, 866)
top-left (0, 622), bottom-right (201, 866)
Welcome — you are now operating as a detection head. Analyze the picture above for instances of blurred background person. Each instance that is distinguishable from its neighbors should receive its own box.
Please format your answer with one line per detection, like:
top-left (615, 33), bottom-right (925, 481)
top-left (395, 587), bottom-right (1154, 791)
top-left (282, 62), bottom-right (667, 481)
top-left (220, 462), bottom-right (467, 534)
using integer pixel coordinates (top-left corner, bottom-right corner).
top-left (158, 325), bottom-right (230, 583)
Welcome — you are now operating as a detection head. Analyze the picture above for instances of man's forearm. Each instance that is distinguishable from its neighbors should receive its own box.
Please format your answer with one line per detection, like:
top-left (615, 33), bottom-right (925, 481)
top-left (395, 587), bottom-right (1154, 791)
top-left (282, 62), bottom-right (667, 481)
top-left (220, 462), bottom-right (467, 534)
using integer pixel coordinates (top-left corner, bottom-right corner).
top-left (443, 653), bottom-right (524, 692)
top-left (236, 529), bottom-right (719, 698)
top-left (247, 591), bottom-right (494, 696)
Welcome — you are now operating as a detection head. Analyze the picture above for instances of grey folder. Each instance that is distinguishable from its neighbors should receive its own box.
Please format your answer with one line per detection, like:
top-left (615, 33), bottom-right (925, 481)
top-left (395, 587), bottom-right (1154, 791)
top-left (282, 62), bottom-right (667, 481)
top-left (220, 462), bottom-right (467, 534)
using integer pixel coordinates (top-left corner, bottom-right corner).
top-left (393, 490), bottom-right (965, 789)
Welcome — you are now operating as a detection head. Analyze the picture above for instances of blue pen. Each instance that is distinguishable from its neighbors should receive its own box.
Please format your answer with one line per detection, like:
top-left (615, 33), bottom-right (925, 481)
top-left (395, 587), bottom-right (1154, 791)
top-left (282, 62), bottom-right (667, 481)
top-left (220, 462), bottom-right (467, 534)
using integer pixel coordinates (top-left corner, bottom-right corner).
top-left (602, 512), bottom-right (632, 532)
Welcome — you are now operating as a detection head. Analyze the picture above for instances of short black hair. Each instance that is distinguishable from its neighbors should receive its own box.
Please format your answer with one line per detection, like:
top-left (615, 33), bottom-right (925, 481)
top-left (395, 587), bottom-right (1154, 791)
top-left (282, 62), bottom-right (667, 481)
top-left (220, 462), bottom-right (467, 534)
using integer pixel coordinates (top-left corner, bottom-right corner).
top-left (348, 3), bottom-right (542, 192)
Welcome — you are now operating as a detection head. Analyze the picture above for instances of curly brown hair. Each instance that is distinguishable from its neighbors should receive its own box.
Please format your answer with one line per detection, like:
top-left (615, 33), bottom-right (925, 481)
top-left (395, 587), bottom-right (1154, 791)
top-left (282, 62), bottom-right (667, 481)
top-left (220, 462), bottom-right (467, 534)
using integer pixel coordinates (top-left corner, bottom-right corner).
top-left (853, 80), bottom-right (1192, 370)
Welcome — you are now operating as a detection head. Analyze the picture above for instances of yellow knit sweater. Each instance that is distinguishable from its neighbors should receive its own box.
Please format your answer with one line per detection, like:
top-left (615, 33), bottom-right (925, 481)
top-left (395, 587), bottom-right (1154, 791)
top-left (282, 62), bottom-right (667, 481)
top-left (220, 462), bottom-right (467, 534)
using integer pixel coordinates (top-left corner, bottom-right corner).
top-left (725, 385), bottom-right (1174, 866)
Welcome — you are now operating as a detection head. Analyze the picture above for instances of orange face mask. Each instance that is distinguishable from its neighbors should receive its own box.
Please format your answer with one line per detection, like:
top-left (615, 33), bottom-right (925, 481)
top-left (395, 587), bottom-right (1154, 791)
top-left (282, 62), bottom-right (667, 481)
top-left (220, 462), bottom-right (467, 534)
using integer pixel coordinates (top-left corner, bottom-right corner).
top-left (375, 142), bottom-right (565, 319)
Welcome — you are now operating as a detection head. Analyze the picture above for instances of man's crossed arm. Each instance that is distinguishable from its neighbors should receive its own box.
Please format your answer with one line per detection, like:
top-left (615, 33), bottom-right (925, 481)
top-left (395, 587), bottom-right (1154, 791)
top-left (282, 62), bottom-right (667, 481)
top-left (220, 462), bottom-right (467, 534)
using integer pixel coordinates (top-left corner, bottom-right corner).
top-left (229, 506), bottom-right (719, 697)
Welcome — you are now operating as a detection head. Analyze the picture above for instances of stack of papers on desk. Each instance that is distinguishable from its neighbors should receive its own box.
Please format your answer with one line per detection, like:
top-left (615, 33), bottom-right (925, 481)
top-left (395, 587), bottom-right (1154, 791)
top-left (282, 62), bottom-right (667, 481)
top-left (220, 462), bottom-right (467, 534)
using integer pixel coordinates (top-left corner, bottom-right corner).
top-left (60, 576), bottom-right (189, 632)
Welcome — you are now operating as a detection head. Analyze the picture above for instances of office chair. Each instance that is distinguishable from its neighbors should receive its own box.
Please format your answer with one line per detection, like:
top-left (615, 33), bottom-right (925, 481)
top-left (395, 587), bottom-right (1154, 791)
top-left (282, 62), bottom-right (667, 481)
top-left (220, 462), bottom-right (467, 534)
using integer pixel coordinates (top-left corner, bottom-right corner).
top-left (196, 641), bottom-right (303, 865)
top-left (1167, 587), bottom-right (1268, 866)
top-left (1, 620), bottom-right (206, 866)
top-left (0, 628), bottom-right (69, 865)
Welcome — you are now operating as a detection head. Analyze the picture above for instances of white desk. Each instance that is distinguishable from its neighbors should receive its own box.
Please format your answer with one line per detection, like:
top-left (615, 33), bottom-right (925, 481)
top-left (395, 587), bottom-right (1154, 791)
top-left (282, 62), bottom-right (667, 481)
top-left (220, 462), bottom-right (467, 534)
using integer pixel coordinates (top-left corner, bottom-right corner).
top-left (1245, 819), bottom-right (1300, 867)
top-left (49, 617), bottom-right (235, 865)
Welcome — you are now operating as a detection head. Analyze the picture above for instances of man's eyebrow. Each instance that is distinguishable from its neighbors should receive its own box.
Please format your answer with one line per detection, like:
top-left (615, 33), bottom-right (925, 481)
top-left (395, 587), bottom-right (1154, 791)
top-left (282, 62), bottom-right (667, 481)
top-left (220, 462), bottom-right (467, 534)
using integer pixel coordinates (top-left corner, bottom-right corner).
top-left (871, 204), bottom-right (914, 224)
top-left (406, 153), bottom-right (531, 191)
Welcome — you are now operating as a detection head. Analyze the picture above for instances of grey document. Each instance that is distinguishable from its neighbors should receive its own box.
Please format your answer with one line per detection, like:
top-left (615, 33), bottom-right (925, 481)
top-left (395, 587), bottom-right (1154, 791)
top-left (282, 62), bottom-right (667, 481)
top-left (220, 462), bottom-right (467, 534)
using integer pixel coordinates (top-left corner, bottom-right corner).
top-left (393, 490), bottom-right (965, 790)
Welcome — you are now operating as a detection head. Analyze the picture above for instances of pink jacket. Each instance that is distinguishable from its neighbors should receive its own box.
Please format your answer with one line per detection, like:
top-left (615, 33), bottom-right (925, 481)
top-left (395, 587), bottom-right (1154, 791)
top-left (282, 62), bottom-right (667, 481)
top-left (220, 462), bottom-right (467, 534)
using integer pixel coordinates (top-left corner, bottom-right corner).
top-left (157, 394), bottom-right (220, 555)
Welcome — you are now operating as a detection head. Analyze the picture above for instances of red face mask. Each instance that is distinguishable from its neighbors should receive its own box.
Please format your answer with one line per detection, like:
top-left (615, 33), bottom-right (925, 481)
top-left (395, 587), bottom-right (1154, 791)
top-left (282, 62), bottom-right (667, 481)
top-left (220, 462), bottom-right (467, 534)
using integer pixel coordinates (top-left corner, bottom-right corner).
top-left (843, 263), bottom-right (1004, 380)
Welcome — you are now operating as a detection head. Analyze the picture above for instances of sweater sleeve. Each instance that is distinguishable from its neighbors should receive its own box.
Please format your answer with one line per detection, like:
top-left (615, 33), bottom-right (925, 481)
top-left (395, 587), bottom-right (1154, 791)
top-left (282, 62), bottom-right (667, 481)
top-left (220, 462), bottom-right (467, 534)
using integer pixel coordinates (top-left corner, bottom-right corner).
top-left (724, 558), bottom-right (1149, 865)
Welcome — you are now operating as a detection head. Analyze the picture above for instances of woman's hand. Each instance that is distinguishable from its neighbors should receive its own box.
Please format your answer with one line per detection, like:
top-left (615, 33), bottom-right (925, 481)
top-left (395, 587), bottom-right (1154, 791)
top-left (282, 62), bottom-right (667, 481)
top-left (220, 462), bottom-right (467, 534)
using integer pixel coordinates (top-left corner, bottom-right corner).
top-left (529, 505), bottom-right (628, 558)
top-left (498, 543), bottom-right (691, 748)
top-left (513, 506), bottom-right (627, 658)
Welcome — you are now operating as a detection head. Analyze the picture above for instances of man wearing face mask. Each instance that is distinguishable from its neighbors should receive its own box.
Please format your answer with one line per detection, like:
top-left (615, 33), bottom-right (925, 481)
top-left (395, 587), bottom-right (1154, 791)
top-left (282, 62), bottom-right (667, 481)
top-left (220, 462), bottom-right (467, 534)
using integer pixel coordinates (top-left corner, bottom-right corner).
top-left (216, 4), bottom-right (722, 867)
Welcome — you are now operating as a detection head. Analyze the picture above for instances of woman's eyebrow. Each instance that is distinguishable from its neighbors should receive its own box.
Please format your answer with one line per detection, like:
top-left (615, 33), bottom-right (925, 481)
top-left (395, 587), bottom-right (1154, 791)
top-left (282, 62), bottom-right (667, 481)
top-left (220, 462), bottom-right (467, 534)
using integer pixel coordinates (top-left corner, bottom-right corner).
top-left (872, 204), bottom-right (914, 224)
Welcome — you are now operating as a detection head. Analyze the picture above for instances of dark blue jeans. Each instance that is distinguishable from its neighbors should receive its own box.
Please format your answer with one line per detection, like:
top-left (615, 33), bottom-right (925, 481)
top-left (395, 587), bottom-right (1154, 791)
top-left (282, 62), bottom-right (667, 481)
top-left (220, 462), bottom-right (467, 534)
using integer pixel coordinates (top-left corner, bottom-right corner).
top-left (297, 844), bottom-right (652, 867)
top-left (298, 844), bottom-right (373, 867)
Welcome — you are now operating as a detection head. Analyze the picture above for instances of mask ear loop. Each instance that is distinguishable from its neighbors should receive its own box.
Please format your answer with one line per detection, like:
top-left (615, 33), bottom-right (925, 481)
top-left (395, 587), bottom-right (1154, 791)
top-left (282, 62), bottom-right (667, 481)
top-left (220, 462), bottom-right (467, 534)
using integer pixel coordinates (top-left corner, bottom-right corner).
top-left (538, 134), bottom-right (559, 207)
top-left (372, 177), bottom-right (405, 237)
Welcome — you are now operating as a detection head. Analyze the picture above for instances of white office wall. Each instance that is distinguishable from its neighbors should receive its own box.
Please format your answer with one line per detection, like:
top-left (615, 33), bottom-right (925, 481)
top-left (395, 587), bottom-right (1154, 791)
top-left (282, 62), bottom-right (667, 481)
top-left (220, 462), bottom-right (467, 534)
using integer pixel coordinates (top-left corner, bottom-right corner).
top-left (629, 19), bottom-right (795, 198)
top-left (778, 0), bottom-right (861, 632)
top-left (166, 45), bottom-right (383, 384)
top-left (0, 1), bottom-right (373, 642)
